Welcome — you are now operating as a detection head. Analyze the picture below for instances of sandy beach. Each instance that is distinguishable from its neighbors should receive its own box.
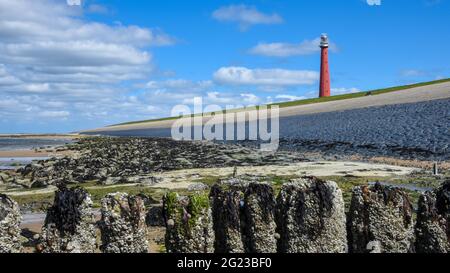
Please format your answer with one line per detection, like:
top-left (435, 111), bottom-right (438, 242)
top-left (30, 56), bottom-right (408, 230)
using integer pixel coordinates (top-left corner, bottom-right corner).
top-left (0, 149), bottom-right (73, 158)
top-left (0, 134), bottom-right (80, 158)
top-left (0, 134), bottom-right (83, 140)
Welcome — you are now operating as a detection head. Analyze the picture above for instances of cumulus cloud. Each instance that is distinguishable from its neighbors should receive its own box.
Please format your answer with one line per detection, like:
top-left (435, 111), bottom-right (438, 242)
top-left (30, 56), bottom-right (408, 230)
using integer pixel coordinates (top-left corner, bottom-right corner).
top-left (140, 77), bottom-right (274, 111)
top-left (400, 69), bottom-right (425, 77)
top-left (0, 64), bottom-right (21, 86)
top-left (207, 92), bottom-right (260, 105)
top-left (181, 92), bottom-right (265, 107)
top-left (87, 4), bottom-right (110, 14)
top-left (0, 0), bottom-right (176, 131)
top-left (39, 110), bottom-right (70, 118)
top-left (213, 67), bottom-right (319, 86)
top-left (275, 94), bottom-right (306, 101)
top-left (249, 37), bottom-right (339, 57)
top-left (240, 93), bottom-right (262, 105)
top-left (331, 87), bottom-right (361, 95)
top-left (146, 79), bottom-right (213, 91)
top-left (212, 5), bottom-right (283, 30)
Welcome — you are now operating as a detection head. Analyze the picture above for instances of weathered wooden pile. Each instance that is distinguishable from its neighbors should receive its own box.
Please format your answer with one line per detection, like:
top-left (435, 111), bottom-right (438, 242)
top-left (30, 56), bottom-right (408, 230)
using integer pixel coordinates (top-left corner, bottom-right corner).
top-left (163, 177), bottom-right (450, 253)
top-left (0, 177), bottom-right (449, 253)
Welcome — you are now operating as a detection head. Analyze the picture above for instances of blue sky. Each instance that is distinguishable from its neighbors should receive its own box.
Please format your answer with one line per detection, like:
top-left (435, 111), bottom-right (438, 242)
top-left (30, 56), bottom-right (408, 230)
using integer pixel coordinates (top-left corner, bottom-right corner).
top-left (0, 0), bottom-right (448, 133)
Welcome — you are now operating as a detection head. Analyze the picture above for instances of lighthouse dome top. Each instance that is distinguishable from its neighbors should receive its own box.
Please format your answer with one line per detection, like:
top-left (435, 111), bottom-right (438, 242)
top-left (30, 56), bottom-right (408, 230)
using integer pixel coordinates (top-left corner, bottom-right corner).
top-left (320, 34), bottom-right (329, 48)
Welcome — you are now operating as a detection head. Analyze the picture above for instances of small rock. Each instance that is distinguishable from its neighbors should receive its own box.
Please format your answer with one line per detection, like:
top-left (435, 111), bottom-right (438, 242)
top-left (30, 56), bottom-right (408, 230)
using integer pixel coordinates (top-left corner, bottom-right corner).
top-left (188, 183), bottom-right (209, 192)
top-left (101, 177), bottom-right (122, 185)
top-left (167, 219), bottom-right (175, 227)
top-left (146, 206), bottom-right (165, 227)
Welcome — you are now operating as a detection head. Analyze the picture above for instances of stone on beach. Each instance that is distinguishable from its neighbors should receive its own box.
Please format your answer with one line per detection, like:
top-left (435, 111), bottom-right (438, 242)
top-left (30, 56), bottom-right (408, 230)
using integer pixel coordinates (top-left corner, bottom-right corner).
top-left (38, 185), bottom-right (97, 253)
top-left (276, 177), bottom-right (347, 253)
top-left (99, 192), bottom-right (149, 253)
top-left (0, 172), bottom-right (9, 184)
top-left (163, 192), bottom-right (214, 253)
top-left (415, 180), bottom-right (450, 253)
top-left (11, 137), bottom-right (304, 189)
top-left (347, 183), bottom-right (414, 253)
top-left (0, 194), bottom-right (22, 253)
top-left (146, 205), bottom-right (165, 227)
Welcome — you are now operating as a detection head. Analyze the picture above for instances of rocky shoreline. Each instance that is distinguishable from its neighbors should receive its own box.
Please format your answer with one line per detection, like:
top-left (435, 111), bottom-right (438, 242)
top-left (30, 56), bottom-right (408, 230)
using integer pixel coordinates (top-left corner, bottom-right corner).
top-left (0, 136), bottom-right (449, 253)
top-left (85, 98), bottom-right (450, 162)
top-left (0, 137), bottom-right (306, 190)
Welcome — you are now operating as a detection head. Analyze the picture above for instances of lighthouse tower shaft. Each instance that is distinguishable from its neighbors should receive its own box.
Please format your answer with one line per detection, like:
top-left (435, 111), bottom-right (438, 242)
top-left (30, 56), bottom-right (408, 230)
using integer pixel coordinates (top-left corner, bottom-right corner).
top-left (319, 34), bottom-right (331, 98)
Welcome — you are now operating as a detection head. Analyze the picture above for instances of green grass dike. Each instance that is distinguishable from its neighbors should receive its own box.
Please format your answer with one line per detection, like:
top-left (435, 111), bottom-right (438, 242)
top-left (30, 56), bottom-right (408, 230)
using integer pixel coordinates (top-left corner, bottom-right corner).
top-left (110, 78), bottom-right (450, 127)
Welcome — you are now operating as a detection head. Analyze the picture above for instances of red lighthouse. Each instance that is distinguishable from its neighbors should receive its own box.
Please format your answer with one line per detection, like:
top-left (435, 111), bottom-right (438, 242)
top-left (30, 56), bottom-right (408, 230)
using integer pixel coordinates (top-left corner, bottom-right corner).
top-left (319, 34), bottom-right (331, 97)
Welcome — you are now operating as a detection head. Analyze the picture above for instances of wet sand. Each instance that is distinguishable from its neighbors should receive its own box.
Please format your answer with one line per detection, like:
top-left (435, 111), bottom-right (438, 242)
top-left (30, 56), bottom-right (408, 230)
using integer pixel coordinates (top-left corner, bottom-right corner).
top-left (0, 134), bottom-right (83, 139)
top-left (0, 134), bottom-right (79, 158)
top-left (0, 149), bottom-right (73, 158)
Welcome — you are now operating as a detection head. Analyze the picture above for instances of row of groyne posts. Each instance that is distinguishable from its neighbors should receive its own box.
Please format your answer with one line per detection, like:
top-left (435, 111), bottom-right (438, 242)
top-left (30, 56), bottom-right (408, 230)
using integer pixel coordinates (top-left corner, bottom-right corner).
top-left (0, 177), bottom-right (449, 253)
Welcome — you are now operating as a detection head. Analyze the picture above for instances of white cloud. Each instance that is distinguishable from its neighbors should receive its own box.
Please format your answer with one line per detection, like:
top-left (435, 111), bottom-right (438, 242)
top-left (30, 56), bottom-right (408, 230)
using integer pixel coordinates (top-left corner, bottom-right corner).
top-left (67, 0), bottom-right (81, 6)
top-left (249, 37), bottom-right (339, 57)
top-left (146, 79), bottom-right (213, 91)
top-left (400, 69), bottom-right (425, 77)
top-left (212, 5), bottom-right (283, 30)
top-left (331, 87), bottom-right (361, 95)
top-left (0, 0), bottom-right (177, 131)
top-left (213, 66), bottom-right (319, 86)
top-left (0, 41), bottom-right (151, 67)
top-left (366, 0), bottom-right (382, 6)
top-left (38, 110), bottom-right (70, 118)
top-left (181, 92), bottom-right (265, 107)
top-left (204, 92), bottom-right (235, 104)
top-left (142, 78), bottom-right (282, 109)
top-left (0, 64), bottom-right (21, 85)
top-left (24, 83), bottom-right (50, 93)
top-left (275, 94), bottom-right (306, 101)
top-left (240, 93), bottom-right (261, 105)
top-left (87, 4), bottom-right (110, 14)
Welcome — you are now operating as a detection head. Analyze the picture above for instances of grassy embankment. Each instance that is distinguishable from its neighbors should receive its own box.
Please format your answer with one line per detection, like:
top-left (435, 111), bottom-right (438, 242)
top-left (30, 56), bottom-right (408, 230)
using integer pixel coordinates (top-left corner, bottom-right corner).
top-left (112, 78), bottom-right (450, 127)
